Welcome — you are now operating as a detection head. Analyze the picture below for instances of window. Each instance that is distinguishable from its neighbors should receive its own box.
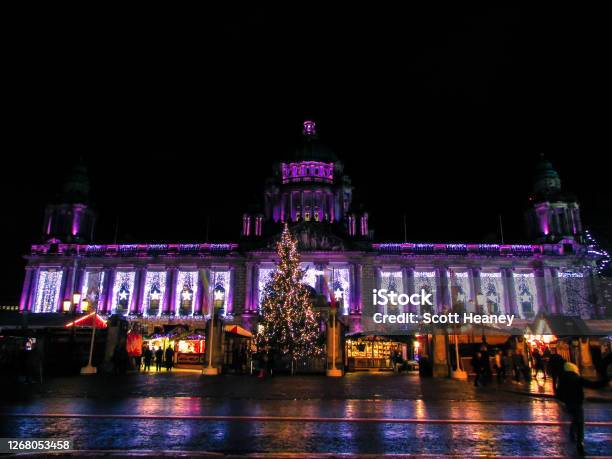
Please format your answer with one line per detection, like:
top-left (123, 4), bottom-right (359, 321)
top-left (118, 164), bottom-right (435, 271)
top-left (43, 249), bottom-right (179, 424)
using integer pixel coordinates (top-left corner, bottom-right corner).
top-left (143, 271), bottom-right (167, 317)
top-left (514, 272), bottom-right (538, 319)
top-left (175, 271), bottom-right (198, 317)
top-left (34, 269), bottom-right (63, 313)
top-left (111, 271), bottom-right (136, 315)
top-left (80, 271), bottom-right (105, 312)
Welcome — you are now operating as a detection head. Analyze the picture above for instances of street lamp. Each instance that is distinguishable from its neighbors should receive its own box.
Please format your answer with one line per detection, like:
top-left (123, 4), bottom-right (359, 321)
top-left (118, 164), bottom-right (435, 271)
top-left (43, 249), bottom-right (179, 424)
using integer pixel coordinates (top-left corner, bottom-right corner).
top-left (80, 299), bottom-right (98, 375)
top-left (203, 286), bottom-right (223, 376)
top-left (326, 289), bottom-right (343, 377)
top-left (62, 299), bottom-right (71, 313)
top-left (450, 300), bottom-right (467, 380)
top-left (81, 300), bottom-right (89, 312)
top-left (72, 292), bottom-right (81, 312)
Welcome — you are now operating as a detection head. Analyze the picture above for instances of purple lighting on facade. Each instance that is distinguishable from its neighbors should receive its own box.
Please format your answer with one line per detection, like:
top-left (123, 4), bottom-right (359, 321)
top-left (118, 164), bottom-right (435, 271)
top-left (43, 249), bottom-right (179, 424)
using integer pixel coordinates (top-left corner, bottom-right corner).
top-left (281, 161), bottom-right (334, 184)
top-left (30, 242), bottom-right (239, 256)
top-left (242, 214), bottom-right (251, 236)
top-left (372, 242), bottom-right (547, 256)
top-left (71, 211), bottom-right (79, 236)
top-left (360, 213), bottom-right (369, 236)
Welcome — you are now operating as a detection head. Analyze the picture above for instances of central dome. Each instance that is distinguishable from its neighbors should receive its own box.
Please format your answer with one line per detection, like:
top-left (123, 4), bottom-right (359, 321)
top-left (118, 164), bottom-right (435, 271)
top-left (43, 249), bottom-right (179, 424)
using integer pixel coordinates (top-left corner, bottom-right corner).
top-left (290, 121), bottom-right (338, 162)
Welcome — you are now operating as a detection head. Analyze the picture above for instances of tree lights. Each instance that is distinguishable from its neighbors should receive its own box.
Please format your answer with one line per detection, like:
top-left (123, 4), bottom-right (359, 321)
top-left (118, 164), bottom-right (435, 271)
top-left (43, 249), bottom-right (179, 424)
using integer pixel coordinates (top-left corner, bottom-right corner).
top-left (256, 225), bottom-right (323, 369)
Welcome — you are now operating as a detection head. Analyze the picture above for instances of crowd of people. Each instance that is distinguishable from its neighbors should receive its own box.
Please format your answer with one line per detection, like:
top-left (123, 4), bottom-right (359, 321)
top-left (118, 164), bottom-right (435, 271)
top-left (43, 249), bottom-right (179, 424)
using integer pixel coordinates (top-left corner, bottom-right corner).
top-left (113, 344), bottom-right (175, 373)
top-left (469, 342), bottom-right (610, 455)
top-left (470, 344), bottom-right (559, 387)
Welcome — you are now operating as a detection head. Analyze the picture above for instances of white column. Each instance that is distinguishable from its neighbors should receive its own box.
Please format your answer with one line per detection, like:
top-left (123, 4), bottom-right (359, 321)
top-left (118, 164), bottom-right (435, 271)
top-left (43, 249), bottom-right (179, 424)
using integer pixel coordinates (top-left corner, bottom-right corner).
top-left (504, 268), bottom-right (518, 317)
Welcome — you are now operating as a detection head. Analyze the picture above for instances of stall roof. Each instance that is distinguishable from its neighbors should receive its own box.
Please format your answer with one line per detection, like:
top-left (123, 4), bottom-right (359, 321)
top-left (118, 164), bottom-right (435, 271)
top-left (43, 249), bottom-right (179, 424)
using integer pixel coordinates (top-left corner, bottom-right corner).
top-left (529, 314), bottom-right (593, 336)
top-left (64, 312), bottom-right (107, 329)
top-left (224, 324), bottom-right (253, 338)
top-left (584, 320), bottom-right (612, 336)
top-left (0, 312), bottom-right (79, 330)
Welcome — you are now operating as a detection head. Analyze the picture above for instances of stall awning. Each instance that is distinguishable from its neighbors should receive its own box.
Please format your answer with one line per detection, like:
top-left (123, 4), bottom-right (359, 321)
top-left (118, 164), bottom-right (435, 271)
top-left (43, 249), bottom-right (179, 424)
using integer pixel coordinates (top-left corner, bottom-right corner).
top-left (65, 312), bottom-right (107, 329)
top-left (584, 320), bottom-right (612, 336)
top-left (224, 324), bottom-right (253, 338)
top-left (529, 314), bottom-right (592, 336)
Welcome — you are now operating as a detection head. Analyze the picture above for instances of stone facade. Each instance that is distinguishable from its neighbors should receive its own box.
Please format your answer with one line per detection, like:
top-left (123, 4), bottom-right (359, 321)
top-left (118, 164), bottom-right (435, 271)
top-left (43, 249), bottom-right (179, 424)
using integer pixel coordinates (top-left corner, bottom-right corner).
top-left (19, 122), bottom-right (605, 336)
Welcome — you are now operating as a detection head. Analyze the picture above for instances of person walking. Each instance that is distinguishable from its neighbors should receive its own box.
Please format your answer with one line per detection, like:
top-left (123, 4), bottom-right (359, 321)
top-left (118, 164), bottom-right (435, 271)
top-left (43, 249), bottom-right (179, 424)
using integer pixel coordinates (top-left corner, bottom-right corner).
top-left (480, 348), bottom-right (492, 385)
top-left (143, 346), bottom-right (153, 372)
top-left (494, 350), bottom-right (506, 383)
top-left (240, 345), bottom-right (248, 374)
top-left (135, 351), bottom-right (143, 372)
top-left (512, 350), bottom-right (525, 382)
top-left (556, 361), bottom-right (609, 455)
top-left (259, 351), bottom-right (269, 378)
top-left (155, 347), bottom-right (163, 372)
top-left (543, 346), bottom-right (552, 376)
top-left (532, 348), bottom-right (545, 380)
top-left (548, 351), bottom-right (566, 394)
top-left (472, 351), bottom-right (483, 387)
top-left (164, 346), bottom-right (174, 371)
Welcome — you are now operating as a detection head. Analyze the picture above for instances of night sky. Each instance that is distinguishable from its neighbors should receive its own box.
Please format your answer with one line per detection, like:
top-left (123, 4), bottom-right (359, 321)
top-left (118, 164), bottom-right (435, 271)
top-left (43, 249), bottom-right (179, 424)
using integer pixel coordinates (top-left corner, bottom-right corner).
top-left (2, 6), bottom-right (609, 303)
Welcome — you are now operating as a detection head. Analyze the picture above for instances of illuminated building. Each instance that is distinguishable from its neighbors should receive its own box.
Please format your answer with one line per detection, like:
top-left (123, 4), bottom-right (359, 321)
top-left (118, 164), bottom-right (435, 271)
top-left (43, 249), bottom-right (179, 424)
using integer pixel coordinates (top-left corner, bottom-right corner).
top-left (18, 121), bottom-right (608, 371)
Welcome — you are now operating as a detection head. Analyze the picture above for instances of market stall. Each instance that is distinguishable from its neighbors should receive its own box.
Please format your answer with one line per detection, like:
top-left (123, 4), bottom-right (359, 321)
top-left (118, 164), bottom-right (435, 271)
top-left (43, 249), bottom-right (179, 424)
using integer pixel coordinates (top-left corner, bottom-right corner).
top-left (223, 324), bottom-right (254, 373)
top-left (176, 332), bottom-right (206, 366)
top-left (345, 335), bottom-right (414, 371)
top-left (142, 328), bottom-right (206, 369)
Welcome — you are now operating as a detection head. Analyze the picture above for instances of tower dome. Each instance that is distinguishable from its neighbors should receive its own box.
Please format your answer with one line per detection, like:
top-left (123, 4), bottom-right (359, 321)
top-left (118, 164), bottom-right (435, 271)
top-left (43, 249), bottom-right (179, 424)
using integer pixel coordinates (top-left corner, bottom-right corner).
top-left (533, 155), bottom-right (561, 194)
top-left (526, 156), bottom-right (582, 243)
top-left (42, 160), bottom-right (96, 242)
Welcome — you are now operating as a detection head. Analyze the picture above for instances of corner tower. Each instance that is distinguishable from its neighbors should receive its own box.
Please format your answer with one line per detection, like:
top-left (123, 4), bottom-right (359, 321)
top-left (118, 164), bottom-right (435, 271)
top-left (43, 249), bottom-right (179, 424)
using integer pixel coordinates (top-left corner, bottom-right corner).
top-left (526, 156), bottom-right (582, 243)
top-left (42, 161), bottom-right (96, 243)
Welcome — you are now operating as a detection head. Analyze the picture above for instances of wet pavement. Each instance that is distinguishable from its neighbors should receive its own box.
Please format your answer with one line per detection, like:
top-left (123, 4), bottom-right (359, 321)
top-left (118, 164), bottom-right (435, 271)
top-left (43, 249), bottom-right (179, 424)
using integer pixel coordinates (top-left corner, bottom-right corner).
top-left (1, 372), bottom-right (611, 457)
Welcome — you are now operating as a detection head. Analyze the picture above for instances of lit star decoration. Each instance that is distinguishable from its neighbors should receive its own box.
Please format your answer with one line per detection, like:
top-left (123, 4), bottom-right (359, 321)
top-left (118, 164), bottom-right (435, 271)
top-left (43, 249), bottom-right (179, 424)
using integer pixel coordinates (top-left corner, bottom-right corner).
top-left (182, 291), bottom-right (193, 301)
top-left (213, 289), bottom-right (225, 301)
top-left (334, 288), bottom-right (343, 301)
top-left (256, 224), bottom-right (323, 365)
top-left (119, 291), bottom-right (128, 300)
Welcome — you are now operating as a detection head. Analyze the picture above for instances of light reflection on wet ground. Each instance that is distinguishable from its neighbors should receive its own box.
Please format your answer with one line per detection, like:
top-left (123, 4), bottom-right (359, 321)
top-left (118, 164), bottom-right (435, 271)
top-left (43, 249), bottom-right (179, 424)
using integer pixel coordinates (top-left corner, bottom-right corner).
top-left (3, 416), bottom-right (611, 456)
top-left (1, 373), bottom-right (610, 456)
top-left (3, 398), bottom-right (610, 456)
top-left (3, 397), bottom-right (610, 422)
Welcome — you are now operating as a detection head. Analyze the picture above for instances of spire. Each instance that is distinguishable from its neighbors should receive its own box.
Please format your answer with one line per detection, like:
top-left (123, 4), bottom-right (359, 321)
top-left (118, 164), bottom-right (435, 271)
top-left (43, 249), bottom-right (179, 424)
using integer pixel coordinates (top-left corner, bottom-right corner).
top-left (302, 120), bottom-right (317, 138)
top-left (292, 120), bottom-right (337, 162)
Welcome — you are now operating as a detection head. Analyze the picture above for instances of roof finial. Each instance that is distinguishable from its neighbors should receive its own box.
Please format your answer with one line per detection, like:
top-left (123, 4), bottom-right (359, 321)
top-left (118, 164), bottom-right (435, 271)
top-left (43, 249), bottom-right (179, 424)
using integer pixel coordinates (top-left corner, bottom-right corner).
top-left (303, 120), bottom-right (316, 137)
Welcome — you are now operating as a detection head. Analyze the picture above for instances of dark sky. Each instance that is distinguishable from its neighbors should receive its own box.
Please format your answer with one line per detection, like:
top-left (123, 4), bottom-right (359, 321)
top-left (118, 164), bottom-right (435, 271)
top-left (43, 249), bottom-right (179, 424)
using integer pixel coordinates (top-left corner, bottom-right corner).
top-left (2, 6), bottom-right (609, 302)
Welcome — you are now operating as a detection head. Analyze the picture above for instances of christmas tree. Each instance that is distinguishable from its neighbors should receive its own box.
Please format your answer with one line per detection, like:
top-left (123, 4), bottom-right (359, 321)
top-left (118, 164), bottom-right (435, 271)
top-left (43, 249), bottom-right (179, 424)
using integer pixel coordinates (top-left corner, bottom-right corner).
top-left (256, 224), bottom-right (323, 369)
